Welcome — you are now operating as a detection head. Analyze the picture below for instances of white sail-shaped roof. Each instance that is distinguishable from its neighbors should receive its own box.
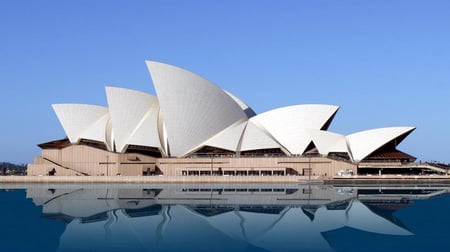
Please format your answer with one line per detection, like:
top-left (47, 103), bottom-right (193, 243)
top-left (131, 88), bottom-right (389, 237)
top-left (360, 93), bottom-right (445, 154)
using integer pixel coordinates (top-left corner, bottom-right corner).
top-left (239, 121), bottom-right (283, 152)
top-left (147, 60), bottom-right (248, 157)
top-left (224, 90), bottom-right (256, 118)
top-left (52, 104), bottom-right (108, 144)
top-left (254, 104), bottom-right (339, 131)
top-left (347, 127), bottom-right (415, 162)
top-left (308, 130), bottom-right (348, 155)
top-left (203, 120), bottom-right (247, 152)
top-left (105, 87), bottom-right (160, 153)
top-left (250, 105), bottom-right (339, 154)
top-left (48, 60), bottom-right (416, 162)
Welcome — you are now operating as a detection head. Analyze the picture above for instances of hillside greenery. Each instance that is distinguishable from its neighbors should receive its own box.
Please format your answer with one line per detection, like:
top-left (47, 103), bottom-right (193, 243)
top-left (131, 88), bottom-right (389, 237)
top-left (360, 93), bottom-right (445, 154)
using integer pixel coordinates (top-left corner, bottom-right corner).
top-left (0, 162), bottom-right (27, 175)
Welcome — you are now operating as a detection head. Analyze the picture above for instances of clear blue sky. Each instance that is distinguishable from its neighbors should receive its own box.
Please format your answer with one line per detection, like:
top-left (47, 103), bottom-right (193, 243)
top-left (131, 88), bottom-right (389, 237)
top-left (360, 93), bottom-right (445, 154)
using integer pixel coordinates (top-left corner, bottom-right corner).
top-left (1, 0), bottom-right (449, 164)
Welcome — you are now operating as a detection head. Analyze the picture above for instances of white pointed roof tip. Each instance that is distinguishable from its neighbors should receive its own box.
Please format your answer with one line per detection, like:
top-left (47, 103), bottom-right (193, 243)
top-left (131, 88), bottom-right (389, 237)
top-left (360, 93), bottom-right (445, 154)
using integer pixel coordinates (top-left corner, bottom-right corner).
top-left (145, 59), bottom-right (160, 65)
top-left (348, 126), bottom-right (416, 135)
top-left (273, 103), bottom-right (339, 111)
top-left (347, 127), bottom-right (416, 163)
top-left (52, 103), bottom-right (108, 109)
top-left (146, 59), bottom-right (248, 157)
top-left (52, 103), bottom-right (109, 144)
top-left (259, 104), bottom-right (339, 114)
top-left (105, 86), bottom-right (155, 97)
top-left (147, 60), bottom-right (256, 117)
top-left (105, 86), bottom-right (160, 153)
top-left (223, 90), bottom-right (256, 117)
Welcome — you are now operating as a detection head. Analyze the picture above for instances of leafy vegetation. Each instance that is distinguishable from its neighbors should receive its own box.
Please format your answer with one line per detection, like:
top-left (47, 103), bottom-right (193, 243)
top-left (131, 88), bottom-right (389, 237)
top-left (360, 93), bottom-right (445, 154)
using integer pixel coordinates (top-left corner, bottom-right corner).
top-left (0, 162), bottom-right (27, 175)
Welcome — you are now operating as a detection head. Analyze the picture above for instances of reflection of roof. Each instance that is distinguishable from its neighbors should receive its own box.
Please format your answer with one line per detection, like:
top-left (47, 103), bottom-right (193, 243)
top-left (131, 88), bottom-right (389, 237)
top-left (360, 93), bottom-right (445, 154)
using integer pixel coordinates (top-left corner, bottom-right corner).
top-left (344, 200), bottom-right (413, 235)
top-left (365, 204), bottom-right (411, 231)
top-left (48, 60), bottom-right (415, 162)
top-left (124, 205), bottom-right (163, 218)
top-left (27, 184), bottom-right (434, 252)
top-left (239, 205), bottom-right (286, 215)
top-left (41, 213), bottom-right (74, 223)
top-left (186, 206), bottom-right (235, 217)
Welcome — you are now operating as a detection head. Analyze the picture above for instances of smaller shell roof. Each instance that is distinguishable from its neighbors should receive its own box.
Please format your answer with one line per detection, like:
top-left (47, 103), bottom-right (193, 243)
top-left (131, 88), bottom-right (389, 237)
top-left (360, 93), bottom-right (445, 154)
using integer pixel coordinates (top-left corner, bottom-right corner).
top-left (239, 120), bottom-right (284, 152)
top-left (203, 120), bottom-right (248, 152)
top-left (306, 130), bottom-right (348, 155)
top-left (346, 127), bottom-right (416, 162)
top-left (52, 104), bottom-right (109, 144)
top-left (105, 86), bottom-right (161, 153)
top-left (253, 104), bottom-right (339, 131)
top-left (250, 104), bottom-right (340, 154)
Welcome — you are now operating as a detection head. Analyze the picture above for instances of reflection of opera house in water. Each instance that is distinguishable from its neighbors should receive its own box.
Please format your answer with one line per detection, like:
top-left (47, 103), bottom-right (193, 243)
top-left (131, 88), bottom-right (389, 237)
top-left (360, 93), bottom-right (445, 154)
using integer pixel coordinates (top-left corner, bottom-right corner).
top-left (21, 184), bottom-right (448, 251)
top-left (28, 60), bottom-right (426, 178)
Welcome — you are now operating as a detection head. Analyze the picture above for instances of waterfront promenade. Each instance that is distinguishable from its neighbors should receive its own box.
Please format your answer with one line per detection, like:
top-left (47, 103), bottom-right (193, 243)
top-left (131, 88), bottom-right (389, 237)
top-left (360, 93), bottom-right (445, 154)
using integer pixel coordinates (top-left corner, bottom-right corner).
top-left (0, 175), bottom-right (313, 184)
top-left (1, 175), bottom-right (450, 184)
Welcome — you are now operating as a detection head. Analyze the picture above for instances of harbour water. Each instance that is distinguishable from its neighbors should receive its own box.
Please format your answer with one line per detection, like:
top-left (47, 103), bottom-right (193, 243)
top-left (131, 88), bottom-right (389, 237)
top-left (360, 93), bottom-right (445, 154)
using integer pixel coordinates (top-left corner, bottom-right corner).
top-left (1, 183), bottom-right (450, 252)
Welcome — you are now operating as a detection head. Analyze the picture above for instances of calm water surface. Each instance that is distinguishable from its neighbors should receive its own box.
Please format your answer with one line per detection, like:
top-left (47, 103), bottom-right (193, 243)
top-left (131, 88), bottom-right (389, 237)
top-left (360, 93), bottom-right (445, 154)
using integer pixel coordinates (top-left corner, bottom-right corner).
top-left (1, 183), bottom-right (450, 252)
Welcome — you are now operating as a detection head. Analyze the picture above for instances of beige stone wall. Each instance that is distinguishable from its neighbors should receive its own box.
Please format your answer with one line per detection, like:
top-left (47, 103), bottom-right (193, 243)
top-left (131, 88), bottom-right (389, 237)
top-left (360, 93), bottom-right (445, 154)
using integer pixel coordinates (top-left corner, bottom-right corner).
top-left (277, 157), bottom-right (356, 177)
top-left (58, 145), bottom-right (114, 175)
top-left (117, 153), bottom-right (157, 176)
top-left (27, 163), bottom-right (80, 176)
top-left (41, 149), bottom-right (61, 163)
top-left (29, 145), bottom-right (356, 177)
top-left (29, 145), bottom-right (157, 176)
top-left (156, 156), bottom-right (357, 177)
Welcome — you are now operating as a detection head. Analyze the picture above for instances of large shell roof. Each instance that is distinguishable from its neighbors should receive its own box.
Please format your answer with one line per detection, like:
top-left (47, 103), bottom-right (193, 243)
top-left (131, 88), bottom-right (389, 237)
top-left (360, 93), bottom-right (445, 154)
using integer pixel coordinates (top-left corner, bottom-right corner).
top-left (147, 61), bottom-right (249, 157)
top-left (51, 60), bottom-right (415, 162)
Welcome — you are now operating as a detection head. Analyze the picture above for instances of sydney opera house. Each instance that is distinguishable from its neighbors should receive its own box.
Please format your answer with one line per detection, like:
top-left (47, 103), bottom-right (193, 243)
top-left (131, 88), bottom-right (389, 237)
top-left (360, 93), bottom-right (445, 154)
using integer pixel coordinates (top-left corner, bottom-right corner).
top-left (27, 61), bottom-right (417, 177)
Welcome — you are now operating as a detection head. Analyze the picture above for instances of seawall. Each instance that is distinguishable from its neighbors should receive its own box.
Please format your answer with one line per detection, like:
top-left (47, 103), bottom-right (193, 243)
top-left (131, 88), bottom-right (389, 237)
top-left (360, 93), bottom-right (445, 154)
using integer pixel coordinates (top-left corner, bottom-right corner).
top-left (327, 175), bottom-right (450, 185)
top-left (2, 175), bottom-right (450, 184)
top-left (0, 175), bottom-right (319, 184)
